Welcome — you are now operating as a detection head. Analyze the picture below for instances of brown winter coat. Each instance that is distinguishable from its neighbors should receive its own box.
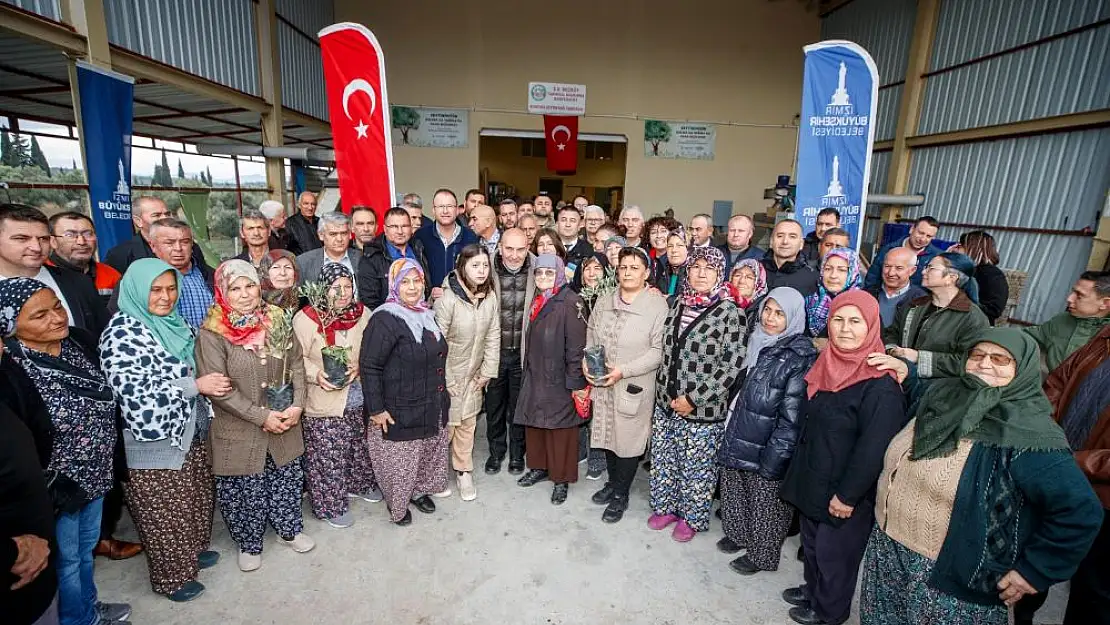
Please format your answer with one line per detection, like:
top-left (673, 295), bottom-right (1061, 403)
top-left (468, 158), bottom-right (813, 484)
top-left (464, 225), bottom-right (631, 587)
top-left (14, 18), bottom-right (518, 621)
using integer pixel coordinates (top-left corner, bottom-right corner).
top-left (515, 288), bottom-right (587, 430)
top-left (292, 307), bottom-right (371, 418)
top-left (1043, 325), bottom-right (1110, 508)
top-left (587, 289), bottom-right (669, 457)
top-left (196, 328), bottom-right (307, 476)
top-left (434, 272), bottom-right (501, 425)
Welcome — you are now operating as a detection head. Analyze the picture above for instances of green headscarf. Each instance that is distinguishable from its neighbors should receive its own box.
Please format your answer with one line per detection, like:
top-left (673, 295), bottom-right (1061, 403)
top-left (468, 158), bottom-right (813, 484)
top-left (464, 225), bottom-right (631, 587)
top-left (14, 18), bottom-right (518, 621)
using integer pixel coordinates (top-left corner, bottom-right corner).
top-left (911, 327), bottom-right (1069, 460)
top-left (118, 258), bottom-right (196, 369)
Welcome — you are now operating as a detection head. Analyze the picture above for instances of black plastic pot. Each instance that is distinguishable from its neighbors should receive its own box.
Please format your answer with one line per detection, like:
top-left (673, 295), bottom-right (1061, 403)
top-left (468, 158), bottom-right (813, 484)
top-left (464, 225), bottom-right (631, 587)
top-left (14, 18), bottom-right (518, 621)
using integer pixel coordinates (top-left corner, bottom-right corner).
top-left (584, 345), bottom-right (608, 380)
top-left (322, 353), bottom-right (349, 387)
top-left (265, 383), bottom-right (294, 411)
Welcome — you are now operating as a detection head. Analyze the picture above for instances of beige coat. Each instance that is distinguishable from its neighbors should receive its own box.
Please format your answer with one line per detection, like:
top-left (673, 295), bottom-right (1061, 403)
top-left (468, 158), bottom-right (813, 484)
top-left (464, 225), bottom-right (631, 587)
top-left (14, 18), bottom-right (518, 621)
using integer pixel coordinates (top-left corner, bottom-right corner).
top-left (196, 328), bottom-right (307, 476)
top-left (292, 307), bottom-right (371, 418)
top-left (434, 273), bottom-right (501, 425)
top-left (587, 289), bottom-right (668, 457)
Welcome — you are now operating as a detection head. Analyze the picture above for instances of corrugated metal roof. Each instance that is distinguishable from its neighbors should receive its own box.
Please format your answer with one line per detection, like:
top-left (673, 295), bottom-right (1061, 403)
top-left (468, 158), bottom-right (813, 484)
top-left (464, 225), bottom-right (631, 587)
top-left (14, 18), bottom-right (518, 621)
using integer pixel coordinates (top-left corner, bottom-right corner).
top-left (103, 0), bottom-right (260, 96)
top-left (869, 150), bottom-right (891, 193)
top-left (919, 24), bottom-right (1110, 134)
top-left (931, 0), bottom-right (1110, 70)
top-left (907, 129), bottom-right (1110, 322)
top-left (1, 0), bottom-right (59, 21)
top-left (820, 0), bottom-right (917, 84)
top-left (278, 21), bottom-right (328, 121)
top-left (876, 84), bottom-right (902, 141)
top-left (276, 0), bottom-right (333, 36)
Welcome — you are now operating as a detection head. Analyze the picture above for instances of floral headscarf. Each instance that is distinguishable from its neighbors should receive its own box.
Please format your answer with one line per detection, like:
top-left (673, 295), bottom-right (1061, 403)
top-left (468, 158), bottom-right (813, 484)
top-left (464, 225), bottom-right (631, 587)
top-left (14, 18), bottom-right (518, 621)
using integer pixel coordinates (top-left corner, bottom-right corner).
top-left (730, 258), bottom-right (767, 310)
top-left (202, 259), bottom-right (272, 350)
top-left (259, 250), bottom-right (300, 310)
top-left (805, 246), bottom-right (862, 336)
top-left (681, 245), bottom-right (735, 309)
top-left (301, 263), bottom-right (365, 346)
top-left (375, 258), bottom-right (440, 342)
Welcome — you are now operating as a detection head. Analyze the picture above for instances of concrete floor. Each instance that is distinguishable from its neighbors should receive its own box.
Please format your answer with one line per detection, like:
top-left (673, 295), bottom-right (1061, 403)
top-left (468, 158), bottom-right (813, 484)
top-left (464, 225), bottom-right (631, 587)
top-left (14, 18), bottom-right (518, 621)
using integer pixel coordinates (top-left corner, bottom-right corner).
top-left (95, 431), bottom-right (1070, 625)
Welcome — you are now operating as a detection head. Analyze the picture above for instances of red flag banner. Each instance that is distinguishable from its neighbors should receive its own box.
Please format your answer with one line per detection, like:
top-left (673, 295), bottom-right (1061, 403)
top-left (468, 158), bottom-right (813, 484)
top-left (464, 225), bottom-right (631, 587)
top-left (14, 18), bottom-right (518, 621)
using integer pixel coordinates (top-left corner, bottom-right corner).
top-left (319, 23), bottom-right (395, 225)
top-left (543, 115), bottom-right (579, 174)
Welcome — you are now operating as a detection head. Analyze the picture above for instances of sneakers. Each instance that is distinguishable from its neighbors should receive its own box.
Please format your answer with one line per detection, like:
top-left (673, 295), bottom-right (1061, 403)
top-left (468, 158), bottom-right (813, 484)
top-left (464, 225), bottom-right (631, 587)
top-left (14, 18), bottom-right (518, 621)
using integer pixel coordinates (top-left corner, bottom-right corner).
top-left (431, 488), bottom-right (453, 498)
top-left (277, 533), bottom-right (316, 553)
top-left (457, 472), bottom-right (477, 501)
top-left (238, 551), bottom-right (261, 572)
top-left (166, 580), bottom-right (205, 602)
top-left (96, 602), bottom-right (132, 622)
top-left (348, 488), bottom-right (383, 503)
top-left (325, 511), bottom-right (354, 528)
top-left (647, 513), bottom-right (680, 530)
top-left (671, 519), bottom-right (696, 542)
top-left (197, 550), bottom-right (220, 569)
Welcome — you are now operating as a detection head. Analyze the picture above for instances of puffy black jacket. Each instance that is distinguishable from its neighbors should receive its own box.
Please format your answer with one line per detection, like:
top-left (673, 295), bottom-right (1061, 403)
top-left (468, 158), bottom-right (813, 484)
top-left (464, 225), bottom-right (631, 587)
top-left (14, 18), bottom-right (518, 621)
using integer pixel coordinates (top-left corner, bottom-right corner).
top-left (356, 235), bottom-right (430, 310)
top-left (493, 254), bottom-right (534, 355)
top-left (717, 333), bottom-right (817, 480)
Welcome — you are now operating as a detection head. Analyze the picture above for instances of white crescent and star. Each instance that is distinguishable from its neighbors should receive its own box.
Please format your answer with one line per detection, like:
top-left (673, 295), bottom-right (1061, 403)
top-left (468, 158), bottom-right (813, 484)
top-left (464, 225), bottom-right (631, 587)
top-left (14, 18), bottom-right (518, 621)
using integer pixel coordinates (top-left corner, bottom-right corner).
top-left (551, 124), bottom-right (571, 151)
top-left (342, 79), bottom-right (377, 140)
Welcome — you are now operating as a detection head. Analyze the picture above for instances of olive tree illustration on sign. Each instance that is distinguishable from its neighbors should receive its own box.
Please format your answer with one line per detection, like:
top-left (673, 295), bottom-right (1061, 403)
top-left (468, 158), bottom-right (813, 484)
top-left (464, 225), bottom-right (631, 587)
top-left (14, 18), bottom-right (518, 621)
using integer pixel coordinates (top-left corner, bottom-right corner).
top-left (644, 119), bottom-right (673, 156)
top-left (391, 106), bottom-right (421, 144)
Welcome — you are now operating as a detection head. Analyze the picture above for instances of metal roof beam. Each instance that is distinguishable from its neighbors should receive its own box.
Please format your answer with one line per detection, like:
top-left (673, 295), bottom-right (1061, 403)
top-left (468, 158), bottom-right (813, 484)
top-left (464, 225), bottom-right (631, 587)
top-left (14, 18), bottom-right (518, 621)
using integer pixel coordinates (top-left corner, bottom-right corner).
top-left (0, 3), bottom-right (86, 55)
top-left (904, 110), bottom-right (1110, 149)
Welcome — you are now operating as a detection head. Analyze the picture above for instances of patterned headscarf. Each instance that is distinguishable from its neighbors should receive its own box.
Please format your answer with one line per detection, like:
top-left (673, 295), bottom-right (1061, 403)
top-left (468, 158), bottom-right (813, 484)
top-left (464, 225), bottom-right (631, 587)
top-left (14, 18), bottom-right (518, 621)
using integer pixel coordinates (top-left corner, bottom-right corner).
top-left (259, 249), bottom-right (300, 310)
top-left (302, 263), bottom-right (365, 346)
top-left (681, 245), bottom-right (734, 309)
top-left (202, 259), bottom-right (271, 350)
top-left (375, 258), bottom-right (440, 342)
top-left (730, 258), bottom-right (768, 310)
top-left (0, 277), bottom-right (49, 337)
top-left (805, 246), bottom-right (862, 336)
top-left (530, 254), bottom-right (567, 321)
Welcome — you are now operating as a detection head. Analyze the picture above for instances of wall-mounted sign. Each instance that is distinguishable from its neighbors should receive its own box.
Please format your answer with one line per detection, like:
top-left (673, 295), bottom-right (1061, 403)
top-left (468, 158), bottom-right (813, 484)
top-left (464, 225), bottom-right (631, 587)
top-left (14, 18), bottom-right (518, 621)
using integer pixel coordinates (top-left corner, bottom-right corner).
top-left (643, 120), bottom-right (716, 160)
top-left (390, 106), bottom-right (469, 148)
top-left (527, 82), bottom-right (587, 115)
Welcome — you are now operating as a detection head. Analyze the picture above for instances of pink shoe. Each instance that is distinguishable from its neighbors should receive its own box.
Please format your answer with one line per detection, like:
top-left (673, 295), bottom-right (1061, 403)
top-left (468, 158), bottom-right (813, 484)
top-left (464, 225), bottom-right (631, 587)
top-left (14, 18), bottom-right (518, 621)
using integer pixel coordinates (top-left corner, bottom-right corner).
top-left (647, 513), bottom-right (679, 530)
top-left (671, 519), bottom-right (696, 542)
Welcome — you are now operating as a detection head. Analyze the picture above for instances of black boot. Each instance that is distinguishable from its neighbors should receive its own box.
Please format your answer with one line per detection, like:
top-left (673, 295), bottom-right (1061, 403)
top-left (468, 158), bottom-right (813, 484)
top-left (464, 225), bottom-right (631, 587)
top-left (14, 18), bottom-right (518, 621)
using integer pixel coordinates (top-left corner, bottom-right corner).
top-left (484, 456), bottom-right (503, 475)
top-left (508, 458), bottom-right (526, 475)
top-left (551, 483), bottom-right (569, 505)
top-left (728, 554), bottom-right (760, 575)
top-left (601, 496), bottom-right (628, 523)
top-left (591, 484), bottom-right (616, 505)
top-left (410, 495), bottom-right (435, 514)
top-left (782, 586), bottom-right (809, 608)
top-left (517, 469), bottom-right (549, 487)
top-left (788, 606), bottom-right (847, 625)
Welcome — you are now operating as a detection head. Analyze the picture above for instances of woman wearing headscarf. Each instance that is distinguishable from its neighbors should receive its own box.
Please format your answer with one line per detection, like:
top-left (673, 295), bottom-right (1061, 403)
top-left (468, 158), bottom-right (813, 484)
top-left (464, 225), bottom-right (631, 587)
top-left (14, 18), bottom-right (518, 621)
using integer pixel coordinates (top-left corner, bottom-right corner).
top-left (584, 247), bottom-right (669, 523)
top-left (360, 258), bottom-right (450, 525)
top-left (196, 260), bottom-right (312, 572)
top-left (571, 251), bottom-right (615, 480)
top-left (778, 291), bottom-right (907, 625)
top-left (805, 247), bottom-right (862, 340)
top-left (258, 249), bottom-right (301, 313)
top-left (433, 244), bottom-right (500, 502)
top-left (0, 278), bottom-right (130, 625)
top-left (515, 254), bottom-right (588, 505)
top-left (716, 287), bottom-right (815, 574)
top-left (882, 252), bottom-right (989, 402)
top-left (650, 246), bottom-right (743, 542)
top-left (652, 228), bottom-right (689, 301)
top-left (292, 263), bottom-right (376, 529)
top-left (859, 329), bottom-right (1102, 625)
top-left (99, 258), bottom-right (232, 602)
top-left (729, 258), bottom-right (768, 311)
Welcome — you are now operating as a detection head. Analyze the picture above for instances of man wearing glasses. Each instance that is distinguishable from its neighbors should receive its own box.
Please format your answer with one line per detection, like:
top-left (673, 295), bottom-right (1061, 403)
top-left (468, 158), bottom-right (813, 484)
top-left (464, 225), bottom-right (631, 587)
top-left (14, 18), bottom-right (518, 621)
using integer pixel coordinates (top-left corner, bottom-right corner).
top-left (414, 187), bottom-right (478, 300)
top-left (47, 211), bottom-right (121, 304)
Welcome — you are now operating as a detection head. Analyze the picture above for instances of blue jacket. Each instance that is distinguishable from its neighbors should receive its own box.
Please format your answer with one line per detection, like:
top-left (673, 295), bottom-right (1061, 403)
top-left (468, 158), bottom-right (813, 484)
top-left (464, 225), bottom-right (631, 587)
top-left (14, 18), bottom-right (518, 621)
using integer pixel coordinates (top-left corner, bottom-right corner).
top-left (717, 334), bottom-right (817, 480)
top-left (863, 238), bottom-right (943, 290)
top-left (413, 222), bottom-right (479, 288)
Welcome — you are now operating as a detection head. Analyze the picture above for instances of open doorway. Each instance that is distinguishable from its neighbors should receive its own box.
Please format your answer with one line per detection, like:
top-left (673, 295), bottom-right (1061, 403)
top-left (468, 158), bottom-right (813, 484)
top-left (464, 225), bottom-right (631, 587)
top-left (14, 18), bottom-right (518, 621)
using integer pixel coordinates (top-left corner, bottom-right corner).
top-left (478, 129), bottom-right (627, 215)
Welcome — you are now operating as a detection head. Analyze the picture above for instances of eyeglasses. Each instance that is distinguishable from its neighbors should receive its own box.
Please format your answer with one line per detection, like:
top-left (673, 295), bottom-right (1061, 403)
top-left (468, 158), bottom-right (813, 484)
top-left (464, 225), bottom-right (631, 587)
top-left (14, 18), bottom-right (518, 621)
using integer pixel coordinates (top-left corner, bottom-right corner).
top-left (433, 204), bottom-right (456, 211)
top-left (968, 349), bottom-right (1014, 367)
top-left (53, 230), bottom-right (96, 240)
top-left (534, 269), bottom-right (558, 277)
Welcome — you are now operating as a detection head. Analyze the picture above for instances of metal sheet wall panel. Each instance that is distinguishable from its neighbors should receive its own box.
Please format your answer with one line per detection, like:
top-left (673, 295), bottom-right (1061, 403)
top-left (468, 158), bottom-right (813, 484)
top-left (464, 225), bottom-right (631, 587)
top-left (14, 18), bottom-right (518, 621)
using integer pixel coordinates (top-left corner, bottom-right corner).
top-left (276, 0), bottom-right (332, 35)
top-left (1, 0), bottom-right (60, 21)
top-left (908, 129), bottom-right (1110, 322)
top-left (278, 21), bottom-right (327, 120)
top-left (920, 24), bottom-right (1110, 134)
top-left (820, 0), bottom-right (917, 84)
top-left (931, 0), bottom-right (1110, 70)
top-left (104, 0), bottom-right (260, 96)
top-left (869, 150), bottom-right (891, 194)
top-left (876, 84), bottom-right (902, 141)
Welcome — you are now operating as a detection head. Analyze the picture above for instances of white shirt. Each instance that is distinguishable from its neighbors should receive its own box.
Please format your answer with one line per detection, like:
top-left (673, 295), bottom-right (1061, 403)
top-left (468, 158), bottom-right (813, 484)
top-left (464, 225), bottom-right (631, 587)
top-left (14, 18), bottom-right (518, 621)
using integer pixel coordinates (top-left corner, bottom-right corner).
top-left (0, 266), bottom-right (76, 325)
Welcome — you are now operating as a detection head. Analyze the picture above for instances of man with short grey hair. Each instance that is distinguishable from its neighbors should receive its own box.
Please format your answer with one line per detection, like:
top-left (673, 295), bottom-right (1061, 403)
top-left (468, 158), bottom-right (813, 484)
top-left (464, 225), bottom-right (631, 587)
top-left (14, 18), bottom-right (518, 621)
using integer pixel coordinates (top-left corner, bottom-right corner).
top-left (583, 205), bottom-right (607, 248)
top-left (296, 210), bottom-right (360, 285)
top-left (619, 205), bottom-right (646, 249)
top-left (402, 192), bottom-right (428, 230)
top-left (258, 199), bottom-right (293, 252)
top-left (234, 208), bottom-right (271, 269)
top-left (104, 195), bottom-right (210, 275)
top-left (689, 213), bottom-right (714, 247)
top-left (147, 218), bottom-right (214, 328)
top-left (286, 191), bottom-right (322, 255)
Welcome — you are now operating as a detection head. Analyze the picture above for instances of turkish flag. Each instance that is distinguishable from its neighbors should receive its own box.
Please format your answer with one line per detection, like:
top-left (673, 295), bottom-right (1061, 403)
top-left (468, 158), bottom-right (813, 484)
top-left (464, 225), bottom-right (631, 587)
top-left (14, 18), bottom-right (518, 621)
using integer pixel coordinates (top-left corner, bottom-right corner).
top-left (319, 23), bottom-right (395, 227)
top-left (543, 115), bottom-right (578, 175)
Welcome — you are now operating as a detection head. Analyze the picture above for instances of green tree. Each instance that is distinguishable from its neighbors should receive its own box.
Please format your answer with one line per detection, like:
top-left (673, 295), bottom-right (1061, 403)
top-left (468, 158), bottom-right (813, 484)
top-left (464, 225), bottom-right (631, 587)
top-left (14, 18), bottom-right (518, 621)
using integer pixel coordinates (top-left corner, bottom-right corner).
top-left (71, 158), bottom-right (78, 171)
top-left (177, 159), bottom-right (185, 179)
top-left (644, 120), bottom-right (673, 156)
top-left (0, 133), bottom-right (12, 167)
top-left (206, 166), bottom-right (213, 186)
top-left (28, 136), bottom-right (50, 177)
top-left (3, 133), bottom-right (32, 166)
top-left (391, 106), bottom-right (421, 144)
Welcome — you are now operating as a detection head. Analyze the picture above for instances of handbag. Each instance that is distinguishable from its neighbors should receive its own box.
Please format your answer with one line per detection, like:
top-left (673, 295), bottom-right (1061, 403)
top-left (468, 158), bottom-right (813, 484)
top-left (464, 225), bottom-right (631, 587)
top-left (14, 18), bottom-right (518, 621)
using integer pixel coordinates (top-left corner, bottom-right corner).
top-left (43, 469), bottom-right (89, 516)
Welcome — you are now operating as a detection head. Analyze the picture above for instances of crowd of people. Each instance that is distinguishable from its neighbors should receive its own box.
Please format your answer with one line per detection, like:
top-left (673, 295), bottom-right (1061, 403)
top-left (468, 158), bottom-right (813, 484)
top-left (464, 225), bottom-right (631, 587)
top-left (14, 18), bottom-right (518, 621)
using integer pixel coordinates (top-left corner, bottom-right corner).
top-left (0, 189), bottom-right (1106, 625)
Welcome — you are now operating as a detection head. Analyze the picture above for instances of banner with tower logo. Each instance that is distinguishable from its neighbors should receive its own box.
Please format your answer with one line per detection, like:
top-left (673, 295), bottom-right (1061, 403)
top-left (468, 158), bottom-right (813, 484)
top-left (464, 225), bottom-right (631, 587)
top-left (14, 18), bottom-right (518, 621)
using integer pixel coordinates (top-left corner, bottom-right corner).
top-left (793, 40), bottom-right (879, 251)
top-left (75, 61), bottom-right (135, 253)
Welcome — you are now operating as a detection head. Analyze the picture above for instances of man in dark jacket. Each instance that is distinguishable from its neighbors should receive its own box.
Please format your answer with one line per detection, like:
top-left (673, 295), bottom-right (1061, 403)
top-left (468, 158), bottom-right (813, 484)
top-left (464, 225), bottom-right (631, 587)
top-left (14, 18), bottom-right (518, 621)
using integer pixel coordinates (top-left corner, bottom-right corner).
top-left (801, 208), bottom-right (840, 264)
top-left (717, 214), bottom-right (764, 277)
top-left (358, 207), bottom-right (430, 310)
top-left (103, 196), bottom-right (207, 275)
top-left (285, 191), bottom-right (322, 255)
top-left (555, 205), bottom-right (593, 269)
top-left (484, 229), bottom-right (536, 475)
top-left (761, 219), bottom-right (819, 297)
top-left (414, 188), bottom-right (479, 299)
top-left (863, 215), bottom-right (943, 290)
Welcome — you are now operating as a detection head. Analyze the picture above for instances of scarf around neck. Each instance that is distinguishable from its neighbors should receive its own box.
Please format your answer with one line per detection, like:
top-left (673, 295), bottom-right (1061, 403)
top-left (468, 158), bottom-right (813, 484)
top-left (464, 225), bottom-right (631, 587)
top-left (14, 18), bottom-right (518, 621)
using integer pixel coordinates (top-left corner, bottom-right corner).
top-left (202, 259), bottom-right (271, 350)
top-left (117, 258), bottom-right (197, 369)
top-left (302, 263), bottom-right (365, 345)
top-left (681, 246), bottom-right (735, 309)
top-left (805, 246), bottom-right (862, 335)
top-left (259, 249), bottom-right (300, 310)
top-left (530, 253), bottom-right (567, 321)
top-left (730, 258), bottom-right (767, 310)
top-left (742, 287), bottom-right (806, 371)
top-left (376, 257), bottom-right (440, 342)
top-left (804, 290), bottom-right (896, 398)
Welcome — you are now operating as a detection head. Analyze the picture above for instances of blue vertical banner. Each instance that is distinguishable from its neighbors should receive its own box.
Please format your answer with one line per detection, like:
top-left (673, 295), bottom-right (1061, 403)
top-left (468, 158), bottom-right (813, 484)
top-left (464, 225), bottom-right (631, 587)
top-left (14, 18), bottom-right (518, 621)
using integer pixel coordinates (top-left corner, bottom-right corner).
top-left (75, 61), bottom-right (135, 253)
top-left (794, 40), bottom-right (879, 251)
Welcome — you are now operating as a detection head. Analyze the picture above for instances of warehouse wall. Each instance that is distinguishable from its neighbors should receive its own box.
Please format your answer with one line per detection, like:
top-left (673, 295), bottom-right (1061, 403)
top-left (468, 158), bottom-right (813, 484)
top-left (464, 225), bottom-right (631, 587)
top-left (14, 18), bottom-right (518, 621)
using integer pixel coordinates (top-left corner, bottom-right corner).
top-left (333, 0), bottom-right (820, 222)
